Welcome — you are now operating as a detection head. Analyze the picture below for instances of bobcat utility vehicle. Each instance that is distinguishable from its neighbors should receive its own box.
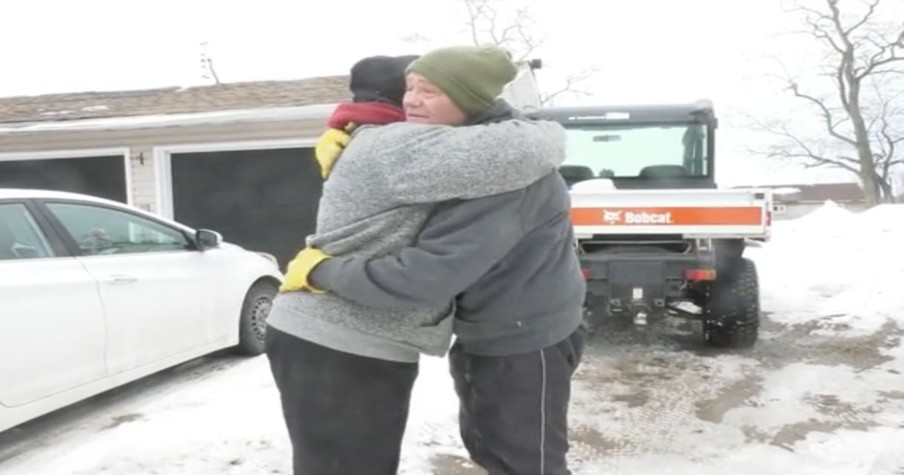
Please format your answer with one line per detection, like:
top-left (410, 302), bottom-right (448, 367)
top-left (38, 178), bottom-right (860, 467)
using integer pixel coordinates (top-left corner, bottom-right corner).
top-left (532, 100), bottom-right (772, 348)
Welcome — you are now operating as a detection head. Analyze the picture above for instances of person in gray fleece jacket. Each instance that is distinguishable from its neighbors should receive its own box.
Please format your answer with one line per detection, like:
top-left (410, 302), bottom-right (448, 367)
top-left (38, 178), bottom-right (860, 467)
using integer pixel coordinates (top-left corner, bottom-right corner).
top-left (287, 51), bottom-right (586, 475)
top-left (264, 47), bottom-right (567, 475)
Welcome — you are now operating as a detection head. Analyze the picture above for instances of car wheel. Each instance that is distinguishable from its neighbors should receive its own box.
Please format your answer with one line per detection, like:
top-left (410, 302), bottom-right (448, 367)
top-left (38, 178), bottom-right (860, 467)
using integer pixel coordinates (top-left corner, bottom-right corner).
top-left (236, 281), bottom-right (277, 356)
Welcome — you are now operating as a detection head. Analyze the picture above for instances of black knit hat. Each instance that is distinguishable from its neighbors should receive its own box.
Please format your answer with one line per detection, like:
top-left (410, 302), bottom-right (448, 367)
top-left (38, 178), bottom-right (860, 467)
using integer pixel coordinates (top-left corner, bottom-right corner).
top-left (349, 54), bottom-right (420, 107)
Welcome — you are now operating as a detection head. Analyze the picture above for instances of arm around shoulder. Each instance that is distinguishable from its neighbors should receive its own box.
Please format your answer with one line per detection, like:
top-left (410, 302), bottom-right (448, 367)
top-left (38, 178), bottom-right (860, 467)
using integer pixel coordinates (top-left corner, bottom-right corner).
top-left (310, 189), bottom-right (526, 309)
top-left (371, 120), bottom-right (566, 204)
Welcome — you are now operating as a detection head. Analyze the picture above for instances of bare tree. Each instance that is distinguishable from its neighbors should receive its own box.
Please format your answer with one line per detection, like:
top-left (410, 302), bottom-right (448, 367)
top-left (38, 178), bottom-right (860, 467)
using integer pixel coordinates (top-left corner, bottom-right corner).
top-left (540, 67), bottom-right (599, 106)
top-left (891, 166), bottom-right (904, 201)
top-left (461, 0), bottom-right (540, 61)
top-left (461, 0), bottom-right (597, 105)
top-left (761, 0), bottom-right (903, 205)
top-left (401, 0), bottom-right (598, 106)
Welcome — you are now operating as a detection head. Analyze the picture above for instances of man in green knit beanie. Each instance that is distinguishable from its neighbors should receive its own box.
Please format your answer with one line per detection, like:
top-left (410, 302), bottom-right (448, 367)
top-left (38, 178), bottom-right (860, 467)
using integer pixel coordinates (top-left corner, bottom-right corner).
top-left (283, 43), bottom-right (585, 475)
top-left (403, 45), bottom-right (519, 123)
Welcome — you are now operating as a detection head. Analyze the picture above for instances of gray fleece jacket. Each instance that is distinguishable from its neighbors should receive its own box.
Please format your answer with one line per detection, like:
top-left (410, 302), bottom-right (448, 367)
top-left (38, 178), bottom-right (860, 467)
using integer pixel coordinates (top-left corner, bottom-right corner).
top-left (266, 116), bottom-right (566, 363)
top-left (310, 171), bottom-right (587, 357)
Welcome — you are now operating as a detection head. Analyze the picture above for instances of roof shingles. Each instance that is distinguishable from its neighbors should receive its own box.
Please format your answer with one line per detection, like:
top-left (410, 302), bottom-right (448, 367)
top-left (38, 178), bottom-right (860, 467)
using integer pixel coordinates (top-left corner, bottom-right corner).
top-left (0, 76), bottom-right (350, 124)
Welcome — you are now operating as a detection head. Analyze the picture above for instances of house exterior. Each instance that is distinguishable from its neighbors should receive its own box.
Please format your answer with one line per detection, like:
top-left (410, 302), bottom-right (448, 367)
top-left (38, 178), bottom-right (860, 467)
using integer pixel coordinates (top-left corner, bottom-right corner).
top-left (0, 64), bottom-right (542, 267)
top-left (734, 182), bottom-right (868, 220)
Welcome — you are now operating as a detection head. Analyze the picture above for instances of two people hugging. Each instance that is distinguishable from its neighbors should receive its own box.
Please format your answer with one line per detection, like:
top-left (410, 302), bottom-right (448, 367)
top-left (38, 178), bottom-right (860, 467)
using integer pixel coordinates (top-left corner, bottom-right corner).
top-left (266, 45), bottom-right (587, 475)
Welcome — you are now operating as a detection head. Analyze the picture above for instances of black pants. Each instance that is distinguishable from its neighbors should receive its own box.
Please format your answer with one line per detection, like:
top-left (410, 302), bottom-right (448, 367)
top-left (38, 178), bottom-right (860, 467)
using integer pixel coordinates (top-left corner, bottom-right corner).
top-left (450, 326), bottom-right (586, 475)
top-left (265, 327), bottom-right (419, 475)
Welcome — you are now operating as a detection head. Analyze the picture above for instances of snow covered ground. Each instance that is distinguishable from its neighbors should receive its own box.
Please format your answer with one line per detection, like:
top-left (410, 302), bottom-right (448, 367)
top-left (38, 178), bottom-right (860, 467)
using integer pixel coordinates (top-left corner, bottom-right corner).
top-left (1, 202), bottom-right (902, 475)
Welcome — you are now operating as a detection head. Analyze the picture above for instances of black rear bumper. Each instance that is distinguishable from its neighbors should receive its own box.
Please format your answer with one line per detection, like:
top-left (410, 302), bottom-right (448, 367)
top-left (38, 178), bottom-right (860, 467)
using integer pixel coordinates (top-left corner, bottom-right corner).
top-left (581, 251), bottom-right (713, 319)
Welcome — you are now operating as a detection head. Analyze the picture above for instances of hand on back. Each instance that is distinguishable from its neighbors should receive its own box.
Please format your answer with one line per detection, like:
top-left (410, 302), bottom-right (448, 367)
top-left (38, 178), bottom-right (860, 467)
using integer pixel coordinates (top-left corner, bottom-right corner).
top-left (314, 123), bottom-right (355, 179)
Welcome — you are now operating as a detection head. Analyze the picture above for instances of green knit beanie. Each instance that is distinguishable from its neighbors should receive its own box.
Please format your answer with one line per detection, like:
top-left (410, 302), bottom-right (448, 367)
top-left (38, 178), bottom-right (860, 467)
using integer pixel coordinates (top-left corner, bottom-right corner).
top-left (406, 45), bottom-right (519, 117)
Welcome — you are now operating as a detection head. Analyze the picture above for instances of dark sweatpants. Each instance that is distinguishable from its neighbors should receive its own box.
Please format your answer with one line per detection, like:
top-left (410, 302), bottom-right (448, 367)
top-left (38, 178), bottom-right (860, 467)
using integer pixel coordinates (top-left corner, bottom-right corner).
top-left (449, 326), bottom-right (586, 475)
top-left (265, 327), bottom-right (419, 475)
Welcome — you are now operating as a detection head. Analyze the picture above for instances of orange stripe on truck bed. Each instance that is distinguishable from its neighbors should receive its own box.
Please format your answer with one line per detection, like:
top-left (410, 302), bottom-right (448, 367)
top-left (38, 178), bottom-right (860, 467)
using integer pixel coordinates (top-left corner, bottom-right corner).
top-left (571, 207), bottom-right (763, 226)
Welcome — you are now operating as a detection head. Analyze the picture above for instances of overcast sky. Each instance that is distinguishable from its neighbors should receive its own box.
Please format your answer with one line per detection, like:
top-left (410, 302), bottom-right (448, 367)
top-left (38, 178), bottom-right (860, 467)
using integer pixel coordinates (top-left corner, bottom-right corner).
top-left (4, 0), bottom-right (899, 186)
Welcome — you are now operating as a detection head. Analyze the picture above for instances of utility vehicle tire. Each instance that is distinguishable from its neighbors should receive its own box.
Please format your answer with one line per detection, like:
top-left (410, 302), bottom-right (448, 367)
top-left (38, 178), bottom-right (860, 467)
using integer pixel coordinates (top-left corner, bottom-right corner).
top-left (703, 257), bottom-right (760, 349)
top-left (236, 280), bottom-right (278, 356)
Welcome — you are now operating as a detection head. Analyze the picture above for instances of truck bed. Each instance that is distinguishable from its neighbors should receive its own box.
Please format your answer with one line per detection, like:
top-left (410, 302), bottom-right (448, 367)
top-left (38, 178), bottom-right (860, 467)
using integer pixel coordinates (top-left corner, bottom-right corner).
top-left (570, 187), bottom-right (773, 240)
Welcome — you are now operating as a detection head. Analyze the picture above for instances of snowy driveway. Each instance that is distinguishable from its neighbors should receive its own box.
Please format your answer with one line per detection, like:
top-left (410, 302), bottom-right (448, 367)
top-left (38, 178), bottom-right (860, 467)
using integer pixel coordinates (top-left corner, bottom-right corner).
top-left (1, 203), bottom-right (903, 475)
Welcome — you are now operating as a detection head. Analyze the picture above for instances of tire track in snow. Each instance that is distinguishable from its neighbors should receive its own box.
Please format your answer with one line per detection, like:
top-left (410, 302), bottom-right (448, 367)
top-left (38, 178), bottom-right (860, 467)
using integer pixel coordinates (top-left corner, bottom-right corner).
top-left (568, 326), bottom-right (760, 473)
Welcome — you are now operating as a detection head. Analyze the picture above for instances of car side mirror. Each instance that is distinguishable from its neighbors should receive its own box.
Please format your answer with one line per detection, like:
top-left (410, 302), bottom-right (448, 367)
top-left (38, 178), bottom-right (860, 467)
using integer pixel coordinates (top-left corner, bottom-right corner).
top-left (196, 229), bottom-right (223, 251)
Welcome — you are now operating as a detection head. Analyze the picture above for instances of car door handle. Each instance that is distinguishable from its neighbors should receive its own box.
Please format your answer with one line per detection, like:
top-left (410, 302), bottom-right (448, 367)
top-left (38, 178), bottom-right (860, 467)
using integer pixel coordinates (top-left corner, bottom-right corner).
top-left (107, 274), bottom-right (138, 285)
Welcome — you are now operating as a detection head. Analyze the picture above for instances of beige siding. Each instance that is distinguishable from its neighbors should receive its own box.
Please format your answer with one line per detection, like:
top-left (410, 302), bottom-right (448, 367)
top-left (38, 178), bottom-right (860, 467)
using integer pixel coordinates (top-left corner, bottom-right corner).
top-left (0, 118), bottom-right (327, 214)
top-left (129, 146), bottom-right (156, 212)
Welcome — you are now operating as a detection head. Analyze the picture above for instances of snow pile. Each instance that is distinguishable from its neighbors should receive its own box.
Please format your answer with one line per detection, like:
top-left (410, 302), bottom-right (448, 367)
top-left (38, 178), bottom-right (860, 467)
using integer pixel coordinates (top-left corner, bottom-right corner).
top-left (791, 199), bottom-right (851, 223)
top-left (859, 203), bottom-right (904, 235)
top-left (752, 202), bottom-right (904, 335)
top-left (778, 200), bottom-right (858, 240)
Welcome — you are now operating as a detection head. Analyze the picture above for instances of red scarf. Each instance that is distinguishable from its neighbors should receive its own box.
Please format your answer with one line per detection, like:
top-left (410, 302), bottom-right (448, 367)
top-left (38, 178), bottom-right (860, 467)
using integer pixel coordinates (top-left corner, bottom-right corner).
top-left (327, 102), bottom-right (406, 130)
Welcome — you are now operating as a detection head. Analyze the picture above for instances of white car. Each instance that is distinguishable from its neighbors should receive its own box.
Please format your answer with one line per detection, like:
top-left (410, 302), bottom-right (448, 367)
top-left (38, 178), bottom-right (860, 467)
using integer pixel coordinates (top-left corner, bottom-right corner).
top-left (0, 188), bottom-right (283, 433)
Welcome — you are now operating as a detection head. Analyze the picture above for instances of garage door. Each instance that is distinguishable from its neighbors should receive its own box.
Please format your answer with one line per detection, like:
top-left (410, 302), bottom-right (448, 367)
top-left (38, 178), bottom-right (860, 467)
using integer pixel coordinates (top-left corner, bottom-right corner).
top-left (0, 155), bottom-right (127, 203)
top-left (171, 147), bottom-right (322, 269)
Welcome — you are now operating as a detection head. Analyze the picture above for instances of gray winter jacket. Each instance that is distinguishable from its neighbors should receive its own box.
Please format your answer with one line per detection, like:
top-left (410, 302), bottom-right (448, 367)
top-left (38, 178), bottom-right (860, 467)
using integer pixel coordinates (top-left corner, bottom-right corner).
top-left (266, 115), bottom-right (567, 363)
top-left (310, 171), bottom-right (587, 357)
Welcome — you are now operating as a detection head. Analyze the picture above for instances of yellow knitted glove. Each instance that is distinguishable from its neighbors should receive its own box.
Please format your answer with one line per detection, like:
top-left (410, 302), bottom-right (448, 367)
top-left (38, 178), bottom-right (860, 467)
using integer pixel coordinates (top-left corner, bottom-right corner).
top-left (279, 247), bottom-right (332, 293)
top-left (314, 126), bottom-right (353, 179)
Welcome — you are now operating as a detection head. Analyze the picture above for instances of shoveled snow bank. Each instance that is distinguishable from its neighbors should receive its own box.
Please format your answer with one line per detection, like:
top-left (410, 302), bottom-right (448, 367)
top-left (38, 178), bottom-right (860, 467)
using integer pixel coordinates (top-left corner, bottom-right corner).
top-left (751, 201), bottom-right (904, 335)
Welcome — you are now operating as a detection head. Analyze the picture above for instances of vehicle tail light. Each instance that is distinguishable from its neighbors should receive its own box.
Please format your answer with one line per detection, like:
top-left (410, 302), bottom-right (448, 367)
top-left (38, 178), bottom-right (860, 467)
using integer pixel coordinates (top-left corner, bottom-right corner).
top-left (581, 268), bottom-right (591, 280)
top-left (685, 269), bottom-right (716, 281)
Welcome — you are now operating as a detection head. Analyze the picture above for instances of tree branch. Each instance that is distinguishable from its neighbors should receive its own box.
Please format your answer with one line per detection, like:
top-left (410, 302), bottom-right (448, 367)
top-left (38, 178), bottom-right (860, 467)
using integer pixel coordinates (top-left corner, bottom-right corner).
top-left (749, 114), bottom-right (860, 173)
top-left (865, 78), bottom-right (904, 179)
top-left (777, 56), bottom-right (858, 146)
top-left (772, 149), bottom-right (860, 173)
top-left (825, 0), bottom-right (856, 51)
top-left (461, 0), bottom-right (542, 61)
top-left (463, 0), bottom-right (485, 47)
top-left (858, 29), bottom-right (904, 78)
top-left (458, 0), bottom-right (596, 104)
top-left (783, 1), bottom-right (855, 54)
top-left (842, 0), bottom-right (880, 36)
top-left (540, 67), bottom-right (598, 105)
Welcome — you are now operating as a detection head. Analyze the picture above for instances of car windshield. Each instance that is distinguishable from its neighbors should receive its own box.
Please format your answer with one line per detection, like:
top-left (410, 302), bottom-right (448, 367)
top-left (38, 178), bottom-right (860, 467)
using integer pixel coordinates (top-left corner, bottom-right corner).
top-left (560, 123), bottom-right (709, 182)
